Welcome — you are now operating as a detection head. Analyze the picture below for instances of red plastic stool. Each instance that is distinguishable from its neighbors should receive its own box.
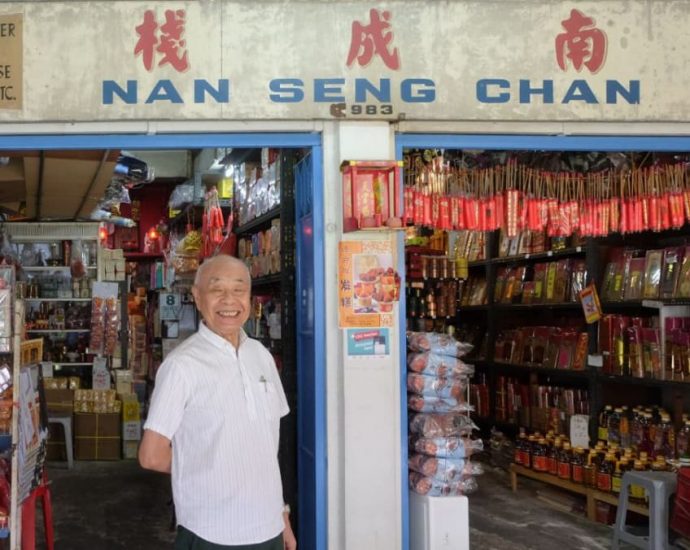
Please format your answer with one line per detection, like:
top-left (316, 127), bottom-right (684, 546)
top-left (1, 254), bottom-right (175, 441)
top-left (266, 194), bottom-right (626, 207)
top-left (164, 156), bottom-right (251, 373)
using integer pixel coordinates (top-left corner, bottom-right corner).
top-left (20, 470), bottom-right (54, 550)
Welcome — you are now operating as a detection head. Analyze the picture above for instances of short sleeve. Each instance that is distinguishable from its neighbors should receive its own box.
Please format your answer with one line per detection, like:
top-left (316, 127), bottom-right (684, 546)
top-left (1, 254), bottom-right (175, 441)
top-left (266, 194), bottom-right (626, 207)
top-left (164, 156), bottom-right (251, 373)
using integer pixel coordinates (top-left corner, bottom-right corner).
top-left (143, 357), bottom-right (189, 440)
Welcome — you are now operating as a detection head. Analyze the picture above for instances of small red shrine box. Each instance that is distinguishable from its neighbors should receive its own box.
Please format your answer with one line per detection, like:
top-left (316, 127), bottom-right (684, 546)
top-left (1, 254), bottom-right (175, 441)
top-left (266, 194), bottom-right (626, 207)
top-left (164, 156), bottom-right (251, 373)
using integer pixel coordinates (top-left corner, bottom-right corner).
top-left (340, 160), bottom-right (403, 232)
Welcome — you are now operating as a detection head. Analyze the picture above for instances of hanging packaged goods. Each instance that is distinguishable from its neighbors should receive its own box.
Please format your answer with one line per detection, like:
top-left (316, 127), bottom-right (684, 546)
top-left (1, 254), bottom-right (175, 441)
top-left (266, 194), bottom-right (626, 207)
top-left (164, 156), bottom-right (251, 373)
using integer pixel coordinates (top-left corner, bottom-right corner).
top-left (403, 150), bottom-right (690, 238)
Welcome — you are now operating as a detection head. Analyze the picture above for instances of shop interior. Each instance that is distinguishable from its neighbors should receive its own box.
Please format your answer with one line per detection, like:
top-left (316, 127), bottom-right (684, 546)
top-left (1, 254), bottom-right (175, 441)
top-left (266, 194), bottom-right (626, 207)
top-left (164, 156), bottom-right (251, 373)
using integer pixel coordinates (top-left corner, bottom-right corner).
top-left (0, 146), bottom-right (303, 548)
top-left (401, 146), bottom-right (690, 546)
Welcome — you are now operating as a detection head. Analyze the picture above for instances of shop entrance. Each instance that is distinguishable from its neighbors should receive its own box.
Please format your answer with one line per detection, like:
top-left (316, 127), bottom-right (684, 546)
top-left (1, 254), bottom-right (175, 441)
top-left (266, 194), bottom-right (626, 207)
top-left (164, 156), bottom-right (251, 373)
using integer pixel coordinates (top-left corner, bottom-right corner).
top-left (0, 132), bottom-right (326, 548)
top-left (396, 133), bottom-right (690, 550)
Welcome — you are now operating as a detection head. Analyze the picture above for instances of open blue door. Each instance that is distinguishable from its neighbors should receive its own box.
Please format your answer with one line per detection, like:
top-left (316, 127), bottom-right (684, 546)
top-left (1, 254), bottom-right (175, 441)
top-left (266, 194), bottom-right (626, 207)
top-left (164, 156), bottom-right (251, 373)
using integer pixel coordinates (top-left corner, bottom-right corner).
top-left (295, 148), bottom-right (327, 550)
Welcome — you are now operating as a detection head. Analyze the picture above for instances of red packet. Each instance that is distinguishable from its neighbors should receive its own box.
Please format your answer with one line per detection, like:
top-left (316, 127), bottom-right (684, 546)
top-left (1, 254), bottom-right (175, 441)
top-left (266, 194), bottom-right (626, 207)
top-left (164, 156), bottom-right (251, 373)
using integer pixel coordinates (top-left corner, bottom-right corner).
top-left (579, 284), bottom-right (602, 324)
top-left (670, 191), bottom-right (684, 229)
top-left (659, 192), bottom-right (671, 230)
top-left (568, 200), bottom-right (580, 233)
top-left (423, 193), bottom-right (432, 226)
top-left (439, 196), bottom-right (451, 230)
top-left (485, 196), bottom-right (497, 231)
top-left (403, 187), bottom-right (415, 224)
top-left (649, 195), bottom-right (659, 231)
top-left (528, 197), bottom-right (540, 231)
top-left (465, 197), bottom-right (479, 230)
top-left (413, 190), bottom-right (424, 225)
top-left (431, 194), bottom-right (440, 228)
top-left (494, 193), bottom-right (505, 231)
top-left (505, 189), bottom-right (519, 238)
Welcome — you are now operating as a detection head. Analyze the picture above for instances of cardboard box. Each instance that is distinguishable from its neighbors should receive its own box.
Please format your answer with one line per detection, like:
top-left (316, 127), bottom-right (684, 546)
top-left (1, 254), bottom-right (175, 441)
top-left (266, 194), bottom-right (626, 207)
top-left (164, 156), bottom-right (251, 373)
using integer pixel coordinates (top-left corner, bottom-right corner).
top-left (74, 412), bottom-right (121, 460)
top-left (44, 389), bottom-right (74, 414)
top-left (74, 412), bottom-right (120, 438)
top-left (75, 437), bottom-right (121, 460)
top-left (46, 421), bottom-right (68, 461)
top-left (122, 420), bottom-right (141, 441)
top-left (122, 440), bottom-right (139, 460)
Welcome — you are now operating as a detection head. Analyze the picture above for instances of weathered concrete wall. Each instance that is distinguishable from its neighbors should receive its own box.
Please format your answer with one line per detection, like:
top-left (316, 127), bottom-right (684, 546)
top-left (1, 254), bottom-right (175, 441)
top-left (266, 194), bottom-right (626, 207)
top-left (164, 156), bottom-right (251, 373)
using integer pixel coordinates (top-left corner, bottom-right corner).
top-left (0, 0), bottom-right (688, 122)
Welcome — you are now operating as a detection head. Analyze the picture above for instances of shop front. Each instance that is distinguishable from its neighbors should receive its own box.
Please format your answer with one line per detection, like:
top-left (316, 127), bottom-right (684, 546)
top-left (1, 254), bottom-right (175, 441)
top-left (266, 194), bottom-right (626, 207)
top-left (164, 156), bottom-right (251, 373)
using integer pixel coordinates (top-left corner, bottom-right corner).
top-left (1, 1), bottom-right (690, 550)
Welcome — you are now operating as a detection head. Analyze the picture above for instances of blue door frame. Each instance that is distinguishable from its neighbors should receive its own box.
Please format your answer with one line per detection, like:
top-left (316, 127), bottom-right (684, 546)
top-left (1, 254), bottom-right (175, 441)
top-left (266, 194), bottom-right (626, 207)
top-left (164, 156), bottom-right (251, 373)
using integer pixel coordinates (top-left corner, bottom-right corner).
top-left (395, 132), bottom-right (690, 550)
top-left (0, 131), bottom-right (327, 548)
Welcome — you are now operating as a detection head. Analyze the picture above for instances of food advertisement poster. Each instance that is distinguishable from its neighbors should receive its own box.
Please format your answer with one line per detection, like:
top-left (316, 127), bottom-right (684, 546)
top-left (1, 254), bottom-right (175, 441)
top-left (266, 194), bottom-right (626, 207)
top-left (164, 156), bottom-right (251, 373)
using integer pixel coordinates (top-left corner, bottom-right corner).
top-left (346, 328), bottom-right (390, 358)
top-left (338, 240), bottom-right (400, 328)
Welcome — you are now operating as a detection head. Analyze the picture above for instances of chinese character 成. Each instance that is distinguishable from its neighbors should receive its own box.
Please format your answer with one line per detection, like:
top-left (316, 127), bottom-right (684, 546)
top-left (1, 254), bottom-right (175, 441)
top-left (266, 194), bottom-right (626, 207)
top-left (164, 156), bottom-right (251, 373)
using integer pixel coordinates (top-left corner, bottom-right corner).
top-left (346, 8), bottom-right (400, 70)
top-left (555, 9), bottom-right (607, 73)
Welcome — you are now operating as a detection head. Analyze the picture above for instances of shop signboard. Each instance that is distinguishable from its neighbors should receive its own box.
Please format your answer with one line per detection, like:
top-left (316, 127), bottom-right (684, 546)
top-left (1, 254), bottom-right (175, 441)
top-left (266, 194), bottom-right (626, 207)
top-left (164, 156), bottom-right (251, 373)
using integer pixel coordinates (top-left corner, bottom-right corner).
top-left (338, 240), bottom-right (396, 328)
top-left (0, 1), bottom-right (686, 121)
top-left (0, 13), bottom-right (21, 110)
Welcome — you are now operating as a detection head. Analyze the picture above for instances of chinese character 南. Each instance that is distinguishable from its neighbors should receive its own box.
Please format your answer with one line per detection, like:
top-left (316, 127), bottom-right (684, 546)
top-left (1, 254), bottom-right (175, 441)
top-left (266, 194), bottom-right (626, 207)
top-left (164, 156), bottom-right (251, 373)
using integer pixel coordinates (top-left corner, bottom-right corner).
top-left (134, 9), bottom-right (189, 72)
top-left (346, 8), bottom-right (400, 70)
top-left (555, 9), bottom-right (607, 73)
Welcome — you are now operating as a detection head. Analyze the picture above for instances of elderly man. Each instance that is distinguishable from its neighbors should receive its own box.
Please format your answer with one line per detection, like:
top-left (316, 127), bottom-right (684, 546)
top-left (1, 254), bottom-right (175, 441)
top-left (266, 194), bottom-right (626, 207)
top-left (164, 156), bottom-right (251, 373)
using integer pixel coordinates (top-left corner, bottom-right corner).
top-left (139, 254), bottom-right (296, 550)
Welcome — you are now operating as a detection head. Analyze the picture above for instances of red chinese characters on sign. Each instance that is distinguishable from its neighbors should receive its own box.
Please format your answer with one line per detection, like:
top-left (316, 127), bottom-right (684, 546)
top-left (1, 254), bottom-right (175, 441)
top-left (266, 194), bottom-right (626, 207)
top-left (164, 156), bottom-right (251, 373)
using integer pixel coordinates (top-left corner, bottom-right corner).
top-left (346, 8), bottom-right (400, 70)
top-left (555, 9), bottom-right (607, 73)
top-left (134, 9), bottom-right (189, 72)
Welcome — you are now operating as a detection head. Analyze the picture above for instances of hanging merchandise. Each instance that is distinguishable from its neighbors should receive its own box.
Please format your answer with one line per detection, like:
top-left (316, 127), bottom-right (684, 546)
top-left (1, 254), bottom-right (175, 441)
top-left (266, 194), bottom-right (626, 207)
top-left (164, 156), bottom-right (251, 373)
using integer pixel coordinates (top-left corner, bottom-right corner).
top-left (201, 186), bottom-right (225, 258)
top-left (403, 151), bottom-right (690, 239)
top-left (89, 282), bottom-right (120, 359)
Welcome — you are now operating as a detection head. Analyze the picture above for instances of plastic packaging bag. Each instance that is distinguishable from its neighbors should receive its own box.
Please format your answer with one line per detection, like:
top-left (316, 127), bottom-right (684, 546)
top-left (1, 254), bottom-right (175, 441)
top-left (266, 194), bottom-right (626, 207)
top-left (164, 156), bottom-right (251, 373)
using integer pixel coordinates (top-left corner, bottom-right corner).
top-left (409, 454), bottom-right (484, 481)
top-left (413, 436), bottom-right (484, 459)
top-left (168, 182), bottom-right (195, 209)
top-left (408, 395), bottom-right (472, 414)
top-left (409, 413), bottom-right (478, 438)
top-left (407, 352), bottom-right (474, 377)
top-left (407, 373), bottom-right (467, 400)
top-left (70, 240), bottom-right (87, 279)
top-left (409, 471), bottom-right (478, 496)
top-left (407, 331), bottom-right (473, 358)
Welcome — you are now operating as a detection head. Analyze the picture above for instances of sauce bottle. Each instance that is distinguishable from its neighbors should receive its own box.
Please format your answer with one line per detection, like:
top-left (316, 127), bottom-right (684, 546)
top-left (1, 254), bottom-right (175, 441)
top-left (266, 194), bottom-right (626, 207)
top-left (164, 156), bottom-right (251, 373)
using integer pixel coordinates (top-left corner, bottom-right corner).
top-left (558, 442), bottom-right (572, 480)
top-left (599, 405), bottom-right (612, 443)
top-left (611, 459), bottom-right (625, 495)
top-left (548, 438), bottom-right (562, 476)
top-left (515, 432), bottom-right (526, 465)
top-left (630, 460), bottom-right (647, 503)
top-left (608, 407), bottom-right (622, 446)
top-left (596, 453), bottom-right (614, 492)
top-left (533, 438), bottom-right (548, 472)
top-left (584, 450), bottom-right (598, 488)
top-left (525, 435), bottom-right (537, 469)
top-left (620, 406), bottom-right (632, 449)
top-left (570, 447), bottom-right (584, 484)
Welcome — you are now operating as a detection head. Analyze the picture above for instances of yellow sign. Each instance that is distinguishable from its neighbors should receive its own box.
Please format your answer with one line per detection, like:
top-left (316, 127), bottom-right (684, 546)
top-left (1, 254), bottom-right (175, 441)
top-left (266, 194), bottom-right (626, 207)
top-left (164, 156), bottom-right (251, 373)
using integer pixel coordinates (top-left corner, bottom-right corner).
top-left (0, 14), bottom-right (22, 110)
top-left (338, 240), bottom-right (397, 328)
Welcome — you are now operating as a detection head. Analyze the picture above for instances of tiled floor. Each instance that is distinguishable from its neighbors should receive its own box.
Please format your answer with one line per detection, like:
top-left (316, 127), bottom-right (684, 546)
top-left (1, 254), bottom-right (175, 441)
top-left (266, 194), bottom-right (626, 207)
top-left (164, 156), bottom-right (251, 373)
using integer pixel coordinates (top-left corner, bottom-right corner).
top-left (38, 459), bottom-right (679, 549)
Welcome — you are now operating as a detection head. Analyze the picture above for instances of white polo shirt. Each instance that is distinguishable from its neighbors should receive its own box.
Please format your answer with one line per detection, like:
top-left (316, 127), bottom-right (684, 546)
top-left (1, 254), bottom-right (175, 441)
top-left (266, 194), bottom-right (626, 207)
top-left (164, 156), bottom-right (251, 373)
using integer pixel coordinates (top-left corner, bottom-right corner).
top-left (144, 323), bottom-right (289, 545)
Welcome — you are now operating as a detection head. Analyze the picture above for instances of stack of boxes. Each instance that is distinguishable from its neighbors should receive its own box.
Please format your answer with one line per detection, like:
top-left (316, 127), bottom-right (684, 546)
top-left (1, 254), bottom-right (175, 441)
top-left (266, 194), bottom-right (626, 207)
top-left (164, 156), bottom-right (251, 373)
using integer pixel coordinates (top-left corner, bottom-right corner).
top-left (99, 248), bottom-right (126, 281)
top-left (73, 389), bottom-right (122, 460)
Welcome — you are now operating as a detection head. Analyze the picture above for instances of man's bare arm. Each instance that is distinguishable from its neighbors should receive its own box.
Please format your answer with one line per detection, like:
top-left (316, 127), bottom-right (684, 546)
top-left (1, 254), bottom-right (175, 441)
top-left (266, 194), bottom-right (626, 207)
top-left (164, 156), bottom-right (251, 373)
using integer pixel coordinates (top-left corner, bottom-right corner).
top-left (138, 429), bottom-right (172, 473)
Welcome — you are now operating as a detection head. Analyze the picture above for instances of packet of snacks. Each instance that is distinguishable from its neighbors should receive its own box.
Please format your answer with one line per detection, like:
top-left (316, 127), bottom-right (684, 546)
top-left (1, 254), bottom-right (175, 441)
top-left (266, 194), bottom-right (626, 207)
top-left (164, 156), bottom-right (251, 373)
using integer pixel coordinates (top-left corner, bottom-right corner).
top-left (407, 331), bottom-right (473, 358)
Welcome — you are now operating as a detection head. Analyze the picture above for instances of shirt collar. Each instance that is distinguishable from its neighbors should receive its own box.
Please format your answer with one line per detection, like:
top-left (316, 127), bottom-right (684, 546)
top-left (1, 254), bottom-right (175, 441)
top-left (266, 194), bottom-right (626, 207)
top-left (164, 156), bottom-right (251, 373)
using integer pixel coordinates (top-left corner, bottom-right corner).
top-left (198, 321), bottom-right (248, 352)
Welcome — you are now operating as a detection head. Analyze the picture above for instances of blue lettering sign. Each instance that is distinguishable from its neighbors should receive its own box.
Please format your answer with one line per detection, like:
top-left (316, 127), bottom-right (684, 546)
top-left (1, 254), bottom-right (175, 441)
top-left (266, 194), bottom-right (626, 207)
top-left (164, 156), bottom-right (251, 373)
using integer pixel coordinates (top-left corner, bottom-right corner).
top-left (562, 80), bottom-right (598, 104)
top-left (476, 79), bottom-right (510, 103)
top-left (103, 80), bottom-right (137, 104)
top-left (401, 79), bottom-right (435, 103)
top-left (269, 79), bottom-right (304, 103)
top-left (145, 80), bottom-right (183, 104)
top-left (354, 79), bottom-right (391, 103)
top-left (606, 80), bottom-right (640, 104)
top-left (314, 79), bottom-right (346, 102)
top-left (194, 79), bottom-right (230, 104)
top-left (519, 80), bottom-right (554, 104)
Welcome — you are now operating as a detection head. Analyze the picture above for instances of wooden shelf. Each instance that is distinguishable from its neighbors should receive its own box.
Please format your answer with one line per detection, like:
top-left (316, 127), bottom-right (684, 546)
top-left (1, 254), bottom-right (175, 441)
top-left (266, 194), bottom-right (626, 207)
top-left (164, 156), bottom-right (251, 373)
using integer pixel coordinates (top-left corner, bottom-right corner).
top-left (53, 362), bottom-right (93, 367)
top-left (26, 329), bottom-right (90, 334)
top-left (510, 464), bottom-right (650, 521)
top-left (492, 246), bottom-right (585, 265)
top-left (21, 266), bottom-right (97, 271)
top-left (252, 273), bottom-right (282, 288)
top-left (493, 361), bottom-right (589, 380)
top-left (234, 206), bottom-right (282, 235)
top-left (123, 252), bottom-right (164, 260)
top-left (597, 372), bottom-right (690, 389)
top-left (492, 302), bottom-right (580, 310)
top-left (25, 298), bottom-right (91, 302)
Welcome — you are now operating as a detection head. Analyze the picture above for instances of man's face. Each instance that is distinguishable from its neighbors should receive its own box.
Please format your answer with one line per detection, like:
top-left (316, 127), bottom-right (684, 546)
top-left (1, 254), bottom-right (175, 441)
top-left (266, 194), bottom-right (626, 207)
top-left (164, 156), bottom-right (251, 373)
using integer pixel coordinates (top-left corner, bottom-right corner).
top-left (192, 258), bottom-right (251, 343)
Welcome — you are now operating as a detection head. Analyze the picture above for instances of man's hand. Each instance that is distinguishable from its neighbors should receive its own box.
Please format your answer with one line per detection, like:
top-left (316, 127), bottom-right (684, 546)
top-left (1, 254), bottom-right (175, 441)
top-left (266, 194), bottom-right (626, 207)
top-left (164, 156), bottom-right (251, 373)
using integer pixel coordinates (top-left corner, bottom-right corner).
top-left (283, 512), bottom-right (297, 550)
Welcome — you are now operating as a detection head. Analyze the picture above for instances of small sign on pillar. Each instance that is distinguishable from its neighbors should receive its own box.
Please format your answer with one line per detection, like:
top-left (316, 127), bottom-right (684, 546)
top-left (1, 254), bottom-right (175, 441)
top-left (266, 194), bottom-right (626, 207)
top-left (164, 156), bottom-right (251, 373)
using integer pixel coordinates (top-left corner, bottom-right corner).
top-left (341, 160), bottom-right (404, 232)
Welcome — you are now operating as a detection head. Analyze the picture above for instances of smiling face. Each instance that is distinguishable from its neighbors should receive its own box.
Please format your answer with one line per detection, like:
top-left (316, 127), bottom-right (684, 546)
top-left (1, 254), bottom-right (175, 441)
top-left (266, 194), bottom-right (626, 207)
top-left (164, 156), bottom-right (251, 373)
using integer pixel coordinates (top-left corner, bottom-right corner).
top-left (192, 255), bottom-right (251, 347)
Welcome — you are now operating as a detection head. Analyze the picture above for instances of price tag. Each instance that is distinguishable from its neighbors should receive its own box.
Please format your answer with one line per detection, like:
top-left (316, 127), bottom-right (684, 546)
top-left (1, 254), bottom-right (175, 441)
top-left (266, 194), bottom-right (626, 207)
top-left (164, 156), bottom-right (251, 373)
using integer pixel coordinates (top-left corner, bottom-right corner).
top-left (570, 414), bottom-right (590, 448)
top-left (160, 292), bottom-right (182, 320)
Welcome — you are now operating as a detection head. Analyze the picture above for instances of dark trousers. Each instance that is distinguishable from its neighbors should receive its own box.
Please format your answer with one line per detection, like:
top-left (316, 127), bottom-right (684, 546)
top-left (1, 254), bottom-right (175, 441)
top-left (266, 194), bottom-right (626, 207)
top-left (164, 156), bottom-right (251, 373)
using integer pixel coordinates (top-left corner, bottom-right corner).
top-left (174, 525), bottom-right (283, 550)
